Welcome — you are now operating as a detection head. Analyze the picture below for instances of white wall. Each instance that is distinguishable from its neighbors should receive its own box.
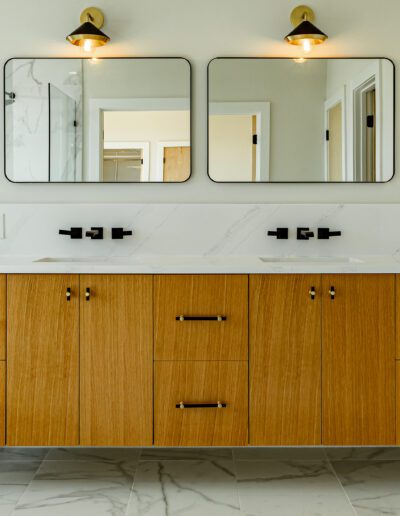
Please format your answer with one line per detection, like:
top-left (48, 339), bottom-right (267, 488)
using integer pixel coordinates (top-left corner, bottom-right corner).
top-left (209, 115), bottom-right (253, 181)
top-left (0, 0), bottom-right (399, 203)
top-left (209, 59), bottom-right (326, 181)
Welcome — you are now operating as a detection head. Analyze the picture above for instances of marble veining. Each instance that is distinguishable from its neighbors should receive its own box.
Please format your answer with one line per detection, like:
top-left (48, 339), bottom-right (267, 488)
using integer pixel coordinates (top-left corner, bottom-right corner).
top-left (1, 203), bottom-right (400, 273)
top-left (1, 447), bottom-right (399, 515)
top-left (126, 459), bottom-right (240, 516)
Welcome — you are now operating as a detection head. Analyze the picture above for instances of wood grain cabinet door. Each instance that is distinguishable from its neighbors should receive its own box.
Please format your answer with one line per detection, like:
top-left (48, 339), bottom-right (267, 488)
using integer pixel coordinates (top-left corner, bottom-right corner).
top-left (322, 274), bottom-right (395, 445)
top-left (7, 274), bottom-right (79, 446)
top-left (250, 274), bottom-right (322, 445)
top-left (154, 275), bottom-right (248, 360)
top-left (155, 361), bottom-right (248, 446)
top-left (80, 275), bottom-right (153, 446)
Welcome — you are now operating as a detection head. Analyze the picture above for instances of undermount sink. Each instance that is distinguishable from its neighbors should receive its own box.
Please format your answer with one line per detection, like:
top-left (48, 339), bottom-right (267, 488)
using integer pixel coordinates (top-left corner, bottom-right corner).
top-left (259, 256), bottom-right (364, 264)
top-left (35, 257), bottom-right (118, 263)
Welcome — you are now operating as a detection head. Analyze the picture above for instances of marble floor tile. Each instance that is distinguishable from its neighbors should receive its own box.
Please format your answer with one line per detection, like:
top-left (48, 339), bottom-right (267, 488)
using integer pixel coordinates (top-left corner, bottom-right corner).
top-left (326, 448), bottom-right (400, 461)
top-left (140, 448), bottom-right (233, 461)
top-left (235, 460), bottom-right (355, 516)
top-left (0, 485), bottom-right (28, 516)
top-left (234, 447), bottom-right (327, 461)
top-left (0, 449), bottom-right (48, 462)
top-left (46, 448), bottom-right (141, 464)
top-left (127, 459), bottom-right (240, 516)
top-left (0, 462), bottom-right (41, 485)
top-left (332, 460), bottom-right (400, 515)
top-left (12, 460), bottom-right (137, 516)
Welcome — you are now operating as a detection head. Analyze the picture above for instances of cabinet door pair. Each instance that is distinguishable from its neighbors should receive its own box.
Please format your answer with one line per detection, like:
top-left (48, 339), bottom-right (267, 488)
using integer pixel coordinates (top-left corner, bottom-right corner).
top-left (7, 275), bottom-right (152, 446)
top-left (250, 274), bottom-right (396, 446)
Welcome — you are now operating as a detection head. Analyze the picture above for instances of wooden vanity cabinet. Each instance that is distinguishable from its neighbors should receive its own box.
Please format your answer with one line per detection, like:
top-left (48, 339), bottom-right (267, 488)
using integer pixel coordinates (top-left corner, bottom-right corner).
top-left (250, 275), bottom-right (322, 445)
top-left (7, 275), bottom-right (79, 446)
top-left (0, 275), bottom-right (5, 446)
top-left (80, 275), bottom-right (153, 446)
top-left (322, 274), bottom-right (396, 445)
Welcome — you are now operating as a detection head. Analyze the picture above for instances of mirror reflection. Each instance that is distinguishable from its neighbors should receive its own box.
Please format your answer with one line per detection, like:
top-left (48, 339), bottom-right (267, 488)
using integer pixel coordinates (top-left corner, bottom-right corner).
top-left (5, 58), bottom-right (191, 183)
top-left (208, 58), bottom-right (394, 183)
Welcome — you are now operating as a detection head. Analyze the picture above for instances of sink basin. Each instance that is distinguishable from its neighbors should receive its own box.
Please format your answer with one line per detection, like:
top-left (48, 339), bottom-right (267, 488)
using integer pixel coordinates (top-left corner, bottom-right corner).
top-left (259, 256), bottom-right (363, 264)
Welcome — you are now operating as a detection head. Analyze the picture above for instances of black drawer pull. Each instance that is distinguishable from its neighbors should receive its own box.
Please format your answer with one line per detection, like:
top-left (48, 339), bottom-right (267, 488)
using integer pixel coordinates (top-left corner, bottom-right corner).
top-left (176, 401), bottom-right (227, 409)
top-left (176, 315), bottom-right (227, 322)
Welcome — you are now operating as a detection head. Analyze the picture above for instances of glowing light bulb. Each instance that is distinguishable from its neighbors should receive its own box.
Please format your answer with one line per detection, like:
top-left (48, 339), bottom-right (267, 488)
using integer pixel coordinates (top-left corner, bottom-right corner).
top-left (293, 58), bottom-right (306, 64)
top-left (301, 39), bottom-right (313, 53)
top-left (83, 39), bottom-right (94, 52)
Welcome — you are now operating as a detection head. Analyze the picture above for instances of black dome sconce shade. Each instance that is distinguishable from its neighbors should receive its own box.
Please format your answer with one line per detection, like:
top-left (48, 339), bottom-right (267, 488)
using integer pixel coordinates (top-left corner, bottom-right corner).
top-left (284, 5), bottom-right (327, 53)
top-left (67, 7), bottom-right (110, 52)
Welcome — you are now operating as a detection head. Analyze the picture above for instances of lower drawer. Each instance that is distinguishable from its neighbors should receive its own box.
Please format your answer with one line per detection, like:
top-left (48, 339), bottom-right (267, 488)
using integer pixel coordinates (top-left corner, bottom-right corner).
top-left (154, 361), bottom-right (248, 446)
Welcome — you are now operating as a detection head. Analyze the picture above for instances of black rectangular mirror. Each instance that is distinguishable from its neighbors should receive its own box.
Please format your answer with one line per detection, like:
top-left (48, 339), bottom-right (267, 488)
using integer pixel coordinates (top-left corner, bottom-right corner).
top-left (5, 58), bottom-right (191, 183)
top-left (208, 58), bottom-right (394, 183)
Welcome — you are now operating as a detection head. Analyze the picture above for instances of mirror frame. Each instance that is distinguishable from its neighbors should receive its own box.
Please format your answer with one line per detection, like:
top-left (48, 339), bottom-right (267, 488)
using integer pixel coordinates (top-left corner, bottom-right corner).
top-left (207, 57), bottom-right (395, 184)
top-left (4, 57), bottom-right (192, 184)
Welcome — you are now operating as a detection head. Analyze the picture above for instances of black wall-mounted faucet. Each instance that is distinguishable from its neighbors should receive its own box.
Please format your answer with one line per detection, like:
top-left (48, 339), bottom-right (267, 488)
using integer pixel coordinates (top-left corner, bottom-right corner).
top-left (85, 227), bottom-right (104, 240)
top-left (59, 227), bottom-right (82, 239)
top-left (112, 228), bottom-right (133, 240)
top-left (297, 227), bottom-right (315, 240)
top-left (267, 228), bottom-right (288, 240)
top-left (318, 228), bottom-right (342, 239)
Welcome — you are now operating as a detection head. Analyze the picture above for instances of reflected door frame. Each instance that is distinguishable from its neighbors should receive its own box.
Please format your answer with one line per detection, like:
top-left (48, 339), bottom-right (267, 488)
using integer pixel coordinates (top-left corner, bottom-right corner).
top-left (103, 141), bottom-right (150, 182)
top-left (209, 101), bottom-right (270, 181)
top-left (350, 62), bottom-right (382, 182)
top-left (89, 97), bottom-right (190, 182)
top-left (324, 87), bottom-right (347, 182)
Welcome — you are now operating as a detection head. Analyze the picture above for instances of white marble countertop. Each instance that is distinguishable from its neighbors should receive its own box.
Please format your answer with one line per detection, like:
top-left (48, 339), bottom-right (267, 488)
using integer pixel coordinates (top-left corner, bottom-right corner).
top-left (0, 255), bottom-right (399, 274)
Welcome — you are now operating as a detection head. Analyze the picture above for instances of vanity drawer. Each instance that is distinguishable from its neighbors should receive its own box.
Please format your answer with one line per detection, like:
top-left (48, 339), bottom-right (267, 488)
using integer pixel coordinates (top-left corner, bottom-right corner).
top-left (154, 275), bottom-right (248, 360)
top-left (154, 361), bottom-right (248, 446)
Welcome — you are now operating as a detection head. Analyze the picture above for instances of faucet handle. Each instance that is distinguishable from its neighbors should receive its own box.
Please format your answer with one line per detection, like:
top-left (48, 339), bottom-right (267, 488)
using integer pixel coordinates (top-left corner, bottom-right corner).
top-left (85, 227), bottom-right (104, 240)
top-left (112, 228), bottom-right (133, 240)
top-left (59, 227), bottom-right (82, 239)
top-left (318, 228), bottom-right (342, 239)
top-left (267, 228), bottom-right (288, 240)
top-left (297, 227), bottom-right (315, 240)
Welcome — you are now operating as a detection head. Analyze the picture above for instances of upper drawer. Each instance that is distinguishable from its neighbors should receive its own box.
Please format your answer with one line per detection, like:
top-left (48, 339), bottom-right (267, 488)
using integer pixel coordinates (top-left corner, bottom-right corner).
top-left (154, 275), bottom-right (248, 360)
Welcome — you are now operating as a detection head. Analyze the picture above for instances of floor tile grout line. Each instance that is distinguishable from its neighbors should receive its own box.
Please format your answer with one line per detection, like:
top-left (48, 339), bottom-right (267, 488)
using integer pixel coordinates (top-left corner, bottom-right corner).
top-left (232, 455), bottom-right (246, 516)
top-left (9, 456), bottom-right (46, 513)
top-left (123, 453), bottom-right (142, 516)
top-left (326, 458), bottom-right (358, 516)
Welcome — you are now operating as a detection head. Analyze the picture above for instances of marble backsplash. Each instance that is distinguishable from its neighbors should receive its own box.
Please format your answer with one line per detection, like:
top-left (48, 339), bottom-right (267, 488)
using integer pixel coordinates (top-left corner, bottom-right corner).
top-left (0, 203), bottom-right (397, 259)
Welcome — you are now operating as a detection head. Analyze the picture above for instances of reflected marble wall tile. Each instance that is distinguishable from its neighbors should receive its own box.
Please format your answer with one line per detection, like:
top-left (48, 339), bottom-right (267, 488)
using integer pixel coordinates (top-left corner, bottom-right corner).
top-left (234, 447), bottom-right (327, 461)
top-left (140, 448), bottom-right (233, 461)
top-left (326, 447), bottom-right (400, 461)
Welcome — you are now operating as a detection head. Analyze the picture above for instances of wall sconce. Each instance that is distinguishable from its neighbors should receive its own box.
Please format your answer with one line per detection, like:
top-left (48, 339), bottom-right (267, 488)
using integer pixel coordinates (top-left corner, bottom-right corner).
top-left (284, 5), bottom-right (327, 53)
top-left (67, 7), bottom-right (110, 52)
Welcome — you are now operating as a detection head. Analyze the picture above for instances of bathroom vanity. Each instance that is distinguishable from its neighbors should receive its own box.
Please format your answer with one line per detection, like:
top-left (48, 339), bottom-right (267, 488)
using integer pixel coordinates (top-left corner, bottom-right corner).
top-left (0, 269), bottom-right (397, 448)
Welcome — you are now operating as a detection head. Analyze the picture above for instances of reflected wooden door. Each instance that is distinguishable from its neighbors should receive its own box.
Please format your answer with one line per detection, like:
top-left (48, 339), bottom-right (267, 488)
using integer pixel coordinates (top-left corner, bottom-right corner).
top-left (163, 146), bottom-right (190, 181)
